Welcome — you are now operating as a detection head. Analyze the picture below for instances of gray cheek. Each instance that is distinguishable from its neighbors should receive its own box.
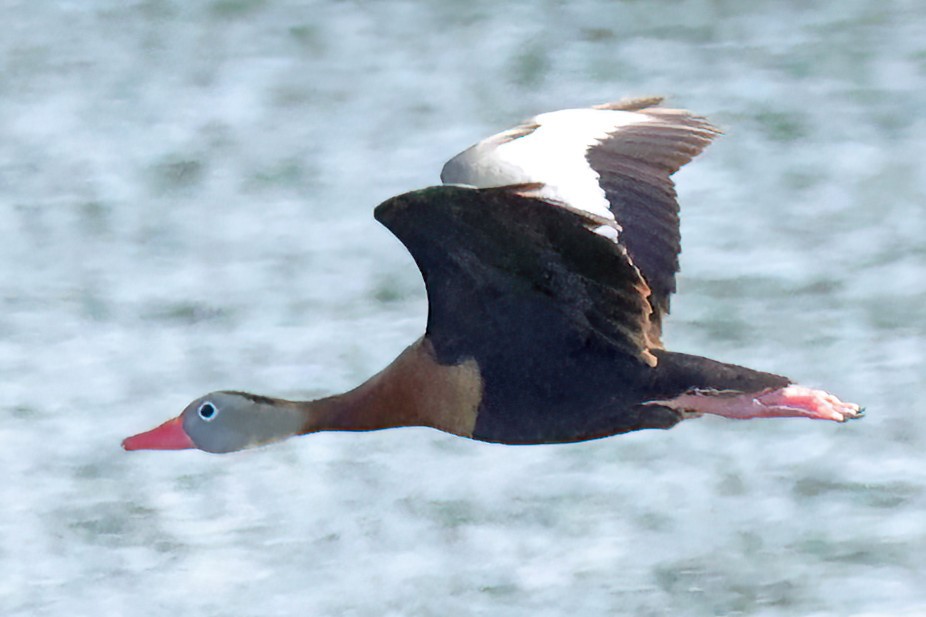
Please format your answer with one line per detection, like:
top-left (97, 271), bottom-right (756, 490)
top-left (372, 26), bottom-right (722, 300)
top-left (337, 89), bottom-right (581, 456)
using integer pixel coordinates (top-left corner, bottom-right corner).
top-left (182, 412), bottom-right (246, 454)
top-left (181, 405), bottom-right (306, 453)
top-left (236, 406), bottom-right (306, 449)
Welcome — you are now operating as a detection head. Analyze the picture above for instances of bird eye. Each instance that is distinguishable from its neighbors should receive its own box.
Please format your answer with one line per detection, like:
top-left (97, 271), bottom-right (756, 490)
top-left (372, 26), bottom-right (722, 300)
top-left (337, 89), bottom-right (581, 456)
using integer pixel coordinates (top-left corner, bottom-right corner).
top-left (198, 402), bottom-right (218, 421)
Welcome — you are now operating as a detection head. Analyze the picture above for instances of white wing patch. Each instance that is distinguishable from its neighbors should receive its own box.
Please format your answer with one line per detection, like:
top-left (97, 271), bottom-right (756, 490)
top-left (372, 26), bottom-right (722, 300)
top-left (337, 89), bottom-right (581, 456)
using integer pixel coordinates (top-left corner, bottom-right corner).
top-left (441, 108), bottom-right (654, 222)
top-left (592, 224), bottom-right (619, 241)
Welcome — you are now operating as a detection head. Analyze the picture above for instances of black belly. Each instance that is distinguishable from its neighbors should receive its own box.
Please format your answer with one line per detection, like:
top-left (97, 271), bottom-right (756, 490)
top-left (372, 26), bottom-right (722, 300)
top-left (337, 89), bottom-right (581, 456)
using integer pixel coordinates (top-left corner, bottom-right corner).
top-left (455, 318), bottom-right (788, 445)
top-left (468, 334), bottom-right (681, 445)
top-left (428, 285), bottom-right (680, 446)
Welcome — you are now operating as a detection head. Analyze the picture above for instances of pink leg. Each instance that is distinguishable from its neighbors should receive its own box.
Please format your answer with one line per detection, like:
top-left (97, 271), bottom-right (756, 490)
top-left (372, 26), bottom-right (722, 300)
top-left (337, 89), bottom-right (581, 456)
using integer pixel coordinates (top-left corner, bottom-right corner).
top-left (645, 385), bottom-right (863, 422)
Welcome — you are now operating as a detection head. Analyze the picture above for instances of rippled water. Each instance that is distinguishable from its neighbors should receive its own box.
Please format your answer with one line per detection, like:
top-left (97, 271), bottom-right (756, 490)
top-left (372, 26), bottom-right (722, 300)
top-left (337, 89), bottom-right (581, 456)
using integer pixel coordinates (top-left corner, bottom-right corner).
top-left (1, 1), bottom-right (924, 615)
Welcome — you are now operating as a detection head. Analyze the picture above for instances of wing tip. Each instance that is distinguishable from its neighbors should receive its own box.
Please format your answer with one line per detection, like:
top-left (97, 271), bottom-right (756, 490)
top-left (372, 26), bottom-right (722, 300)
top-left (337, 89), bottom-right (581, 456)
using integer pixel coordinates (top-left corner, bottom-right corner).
top-left (591, 97), bottom-right (723, 146)
top-left (593, 96), bottom-right (666, 112)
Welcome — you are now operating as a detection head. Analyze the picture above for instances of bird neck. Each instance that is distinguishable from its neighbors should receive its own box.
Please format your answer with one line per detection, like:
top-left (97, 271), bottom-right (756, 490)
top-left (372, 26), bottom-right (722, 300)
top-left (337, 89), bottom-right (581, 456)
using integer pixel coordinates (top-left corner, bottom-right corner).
top-left (297, 338), bottom-right (484, 438)
top-left (301, 370), bottom-right (422, 434)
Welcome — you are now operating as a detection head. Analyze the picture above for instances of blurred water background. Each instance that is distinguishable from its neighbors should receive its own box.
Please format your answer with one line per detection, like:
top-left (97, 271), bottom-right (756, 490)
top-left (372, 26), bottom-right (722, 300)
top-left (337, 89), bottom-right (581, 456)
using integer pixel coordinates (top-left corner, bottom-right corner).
top-left (1, 1), bottom-right (924, 615)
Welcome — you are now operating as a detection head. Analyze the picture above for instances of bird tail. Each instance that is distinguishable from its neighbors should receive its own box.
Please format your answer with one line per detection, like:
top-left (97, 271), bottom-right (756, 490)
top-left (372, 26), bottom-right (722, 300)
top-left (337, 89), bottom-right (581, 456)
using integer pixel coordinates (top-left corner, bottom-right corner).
top-left (650, 350), bottom-right (791, 395)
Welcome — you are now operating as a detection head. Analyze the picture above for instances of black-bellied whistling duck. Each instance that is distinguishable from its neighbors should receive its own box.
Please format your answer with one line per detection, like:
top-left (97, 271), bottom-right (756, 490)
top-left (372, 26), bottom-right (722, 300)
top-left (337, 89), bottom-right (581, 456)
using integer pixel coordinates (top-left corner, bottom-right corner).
top-left (123, 97), bottom-right (861, 454)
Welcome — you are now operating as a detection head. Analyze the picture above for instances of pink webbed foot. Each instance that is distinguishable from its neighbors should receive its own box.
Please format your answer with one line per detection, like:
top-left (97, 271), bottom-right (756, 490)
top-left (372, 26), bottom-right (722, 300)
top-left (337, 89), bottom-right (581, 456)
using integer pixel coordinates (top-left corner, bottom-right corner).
top-left (751, 385), bottom-right (863, 422)
top-left (645, 385), bottom-right (863, 423)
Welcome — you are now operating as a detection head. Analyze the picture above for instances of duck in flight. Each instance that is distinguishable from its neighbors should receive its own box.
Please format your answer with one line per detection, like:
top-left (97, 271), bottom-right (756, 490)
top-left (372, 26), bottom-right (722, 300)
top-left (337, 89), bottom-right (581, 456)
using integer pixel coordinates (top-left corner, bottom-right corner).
top-left (123, 97), bottom-right (861, 454)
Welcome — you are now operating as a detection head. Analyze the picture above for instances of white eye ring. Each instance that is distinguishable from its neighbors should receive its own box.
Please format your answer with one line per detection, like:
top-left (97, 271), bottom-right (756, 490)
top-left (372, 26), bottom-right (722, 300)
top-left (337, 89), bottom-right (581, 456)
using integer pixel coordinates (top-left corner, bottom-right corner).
top-left (197, 402), bottom-right (218, 421)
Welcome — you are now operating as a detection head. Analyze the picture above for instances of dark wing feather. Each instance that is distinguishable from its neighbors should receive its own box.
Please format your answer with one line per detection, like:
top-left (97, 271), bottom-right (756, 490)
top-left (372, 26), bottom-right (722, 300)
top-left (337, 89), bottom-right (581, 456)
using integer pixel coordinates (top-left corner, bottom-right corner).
top-left (587, 105), bottom-right (720, 338)
top-left (374, 185), bottom-right (659, 368)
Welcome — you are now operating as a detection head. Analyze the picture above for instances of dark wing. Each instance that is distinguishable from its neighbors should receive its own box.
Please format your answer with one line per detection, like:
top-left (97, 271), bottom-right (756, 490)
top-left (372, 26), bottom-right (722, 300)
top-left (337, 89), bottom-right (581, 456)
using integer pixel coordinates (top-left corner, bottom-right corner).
top-left (374, 184), bottom-right (659, 368)
top-left (588, 99), bottom-right (721, 335)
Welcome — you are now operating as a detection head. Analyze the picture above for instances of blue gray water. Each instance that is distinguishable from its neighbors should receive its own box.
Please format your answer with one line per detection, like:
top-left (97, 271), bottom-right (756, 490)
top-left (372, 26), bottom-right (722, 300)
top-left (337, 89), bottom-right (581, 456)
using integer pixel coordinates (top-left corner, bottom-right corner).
top-left (1, 1), bottom-right (924, 615)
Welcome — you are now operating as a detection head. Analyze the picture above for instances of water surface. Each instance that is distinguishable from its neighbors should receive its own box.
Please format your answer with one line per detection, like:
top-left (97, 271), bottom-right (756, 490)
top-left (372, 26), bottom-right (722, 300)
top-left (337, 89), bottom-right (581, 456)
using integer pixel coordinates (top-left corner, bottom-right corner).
top-left (1, 2), bottom-right (924, 615)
